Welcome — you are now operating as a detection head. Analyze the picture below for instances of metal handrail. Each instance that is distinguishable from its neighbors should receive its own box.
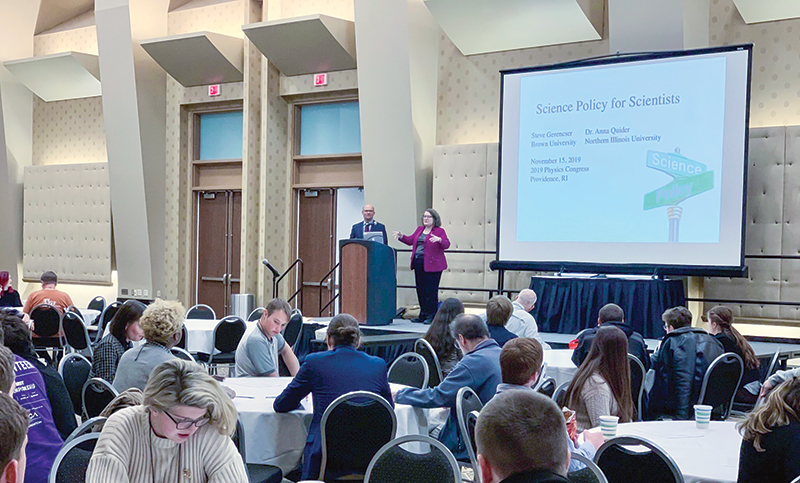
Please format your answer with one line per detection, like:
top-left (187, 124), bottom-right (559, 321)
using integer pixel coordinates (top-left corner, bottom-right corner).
top-left (318, 262), bottom-right (340, 317)
top-left (274, 258), bottom-right (304, 308)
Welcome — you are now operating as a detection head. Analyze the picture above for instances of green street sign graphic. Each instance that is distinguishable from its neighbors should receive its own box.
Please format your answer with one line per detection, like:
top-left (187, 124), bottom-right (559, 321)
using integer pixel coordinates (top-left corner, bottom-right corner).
top-left (646, 150), bottom-right (706, 178)
top-left (643, 171), bottom-right (714, 210)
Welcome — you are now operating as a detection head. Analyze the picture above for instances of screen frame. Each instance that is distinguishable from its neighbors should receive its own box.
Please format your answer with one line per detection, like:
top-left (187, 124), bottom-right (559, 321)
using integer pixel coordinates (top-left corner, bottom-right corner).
top-left (494, 43), bottom-right (753, 277)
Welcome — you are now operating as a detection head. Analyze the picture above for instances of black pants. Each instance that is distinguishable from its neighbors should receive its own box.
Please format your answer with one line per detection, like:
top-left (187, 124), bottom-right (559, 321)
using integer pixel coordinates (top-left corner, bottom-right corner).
top-left (413, 257), bottom-right (442, 320)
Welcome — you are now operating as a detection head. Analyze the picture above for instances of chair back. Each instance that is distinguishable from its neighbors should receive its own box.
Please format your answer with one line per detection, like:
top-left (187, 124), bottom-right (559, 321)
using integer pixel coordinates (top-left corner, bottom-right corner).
top-left (31, 304), bottom-right (62, 338)
top-left (595, 436), bottom-right (683, 483)
top-left (176, 324), bottom-right (188, 350)
top-left (763, 348), bottom-right (781, 383)
top-left (87, 296), bottom-right (106, 313)
top-left (569, 452), bottom-right (608, 483)
top-left (283, 309), bottom-right (303, 349)
top-left (456, 386), bottom-right (483, 473)
top-left (58, 353), bottom-right (92, 415)
top-left (233, 418), bottom-right (247, 459)
top-left (553, 381), bottom-right (570, 407)
top-left (64, 416), bottom-right (108, 445)
top-left (171, 347), bottom-right (195, 362)
top-left (212, 316), bottom-right (247, 354)
top-left (698, 352), bottom-right (743, 420)
top-left (388, 352), bottom-right (429, 389)
top-left (187, 304), bottom-right (216, 320)
top-left (536, 376), bottom-right (557, 398)
top-left (63, 311), bottom-right (92, 353)
top-left (628, 354), bottom-right (646, 420)
top-left (248, 307), bottom-right (265, 321)
top-left (82, 377), bottom-right (119, 419)
top-left (95, 302), bottom-right (122, 343)
top-left (364, 435), bottom-right (462, 483)
top-left (48, 433), bottom-right (100, 483)
top-left (414, 338), bottom-right (444, 387)
top-left (319, 391), bottom-right (397, 481)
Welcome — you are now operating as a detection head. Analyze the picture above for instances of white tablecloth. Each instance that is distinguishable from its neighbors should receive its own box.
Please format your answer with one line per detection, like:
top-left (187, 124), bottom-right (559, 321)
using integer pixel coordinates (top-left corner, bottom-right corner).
top-left (614, 420), bottom-right (741, 483)
top-left (184, 319), bottom-right (257, 354)
top-left (543, 349), bottom-right (578, 387)
top-left (222, 377), bottom-right (428, 474)
top-left (78, 308), bottom-right (101, 325)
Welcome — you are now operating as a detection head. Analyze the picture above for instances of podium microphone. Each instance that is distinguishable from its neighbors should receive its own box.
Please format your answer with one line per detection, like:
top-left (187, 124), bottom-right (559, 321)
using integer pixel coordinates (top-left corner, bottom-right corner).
top-left (262, 259), bottom-right (280, 278)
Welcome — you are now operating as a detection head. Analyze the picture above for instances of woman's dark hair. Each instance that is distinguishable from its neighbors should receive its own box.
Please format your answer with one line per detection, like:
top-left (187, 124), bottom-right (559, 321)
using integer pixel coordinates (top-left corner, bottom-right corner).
top-left (422, 208), bottom-right (442, 228)
top-left (564, 325), bottom-right (635, 423)
top-left (707, 305), bottom-right (759, 370)
top-left (424, 298), bottom-right (464, 361)
top-left (327, 313), bottom-right (361, 347)
top-left (108, 300), bottom-right (147, 344)
top-left (0, 310), bottom-right (35, 357)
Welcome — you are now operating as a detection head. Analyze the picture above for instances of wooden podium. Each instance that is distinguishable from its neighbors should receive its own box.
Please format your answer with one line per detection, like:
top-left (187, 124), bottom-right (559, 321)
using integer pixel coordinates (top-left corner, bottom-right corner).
top-left (339, 239), bottom-right (396, 325)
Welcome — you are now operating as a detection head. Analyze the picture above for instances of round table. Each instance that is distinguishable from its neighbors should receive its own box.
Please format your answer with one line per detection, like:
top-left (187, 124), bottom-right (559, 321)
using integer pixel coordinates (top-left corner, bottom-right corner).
top-left (614, 420), bottom-right (741, 483)
top-left (543, 349), bottom-right (578, 387)
top-left (222, 377), bottom-right (428, 474)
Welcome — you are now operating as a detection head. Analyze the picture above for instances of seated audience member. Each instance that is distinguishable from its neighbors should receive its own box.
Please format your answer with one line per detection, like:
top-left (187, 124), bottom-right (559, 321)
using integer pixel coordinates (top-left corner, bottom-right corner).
top-left (1, 326), bottom-right (63, 483)
top-left (22, 271), bottom-right (74, 315)
top-left (648, 306), bottom-right (724, 420)
top-left (571, 303), bottom-right (649, 371)
top-left (423, 298), bottom-right (464, 376)
top-left (235, 298), bottom-right (299, 377)
top-left (274, 314), bottom-right (392, 480)
top-left (705, 305), bottom-right (761, 404)
top-left (113, 299), bottom-right (184, 391)
top-left (0, 393), bottom-right (28, 483)
top-left (762, 365), bottom-right (800, 400)
top-left (737, 375), bottom-right (800, 483)
top-left (1, 311), bottom-right (77, 440)
top-left (485, 296), bottom-right (518, 348)
top-left (565, 326), bottom-right (635, 431)
top-left (91, 300), bottom-right (146, 383)
top-left (0, 272), bottom-right (22, 308)
top-left (396, 314), bottom-right (502, 459)
top-left (476, 390), bottom-right (571, 483)
top-left (496, 338), bottom-right (603, 472)
top-left (87, 360), bottom-right (247, 483)
top-left (509, 289), bottom-right (550, 349)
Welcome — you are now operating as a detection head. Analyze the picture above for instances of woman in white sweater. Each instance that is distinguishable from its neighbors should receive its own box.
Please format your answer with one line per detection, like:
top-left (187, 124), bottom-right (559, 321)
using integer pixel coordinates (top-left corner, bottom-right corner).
top-left (564, 325), bottom-right (635, 431)
top-left (86, 359), bottom-right (248, 483)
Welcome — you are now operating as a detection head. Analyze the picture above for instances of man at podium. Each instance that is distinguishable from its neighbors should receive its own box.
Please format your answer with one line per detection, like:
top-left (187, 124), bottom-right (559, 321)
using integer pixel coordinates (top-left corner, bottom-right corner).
top-left (349, 204), bottom-right (388, 244)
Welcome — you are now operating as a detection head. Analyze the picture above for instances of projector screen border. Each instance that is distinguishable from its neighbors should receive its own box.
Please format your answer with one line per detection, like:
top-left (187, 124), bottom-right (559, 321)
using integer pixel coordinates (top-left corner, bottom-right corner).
top-left (488, 260), bottom-right (749, 278)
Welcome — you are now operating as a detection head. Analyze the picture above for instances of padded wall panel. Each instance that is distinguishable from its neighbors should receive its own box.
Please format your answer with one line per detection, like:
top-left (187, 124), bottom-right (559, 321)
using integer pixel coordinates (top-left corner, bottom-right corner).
top-left (23, 163), bottom-right (112, 284)
top-left (780, 259), bottom-right (800, 319)
top-left (744, 127), bottom-right (785, 255)
top-left (783, 126), bottom-right (800, 256)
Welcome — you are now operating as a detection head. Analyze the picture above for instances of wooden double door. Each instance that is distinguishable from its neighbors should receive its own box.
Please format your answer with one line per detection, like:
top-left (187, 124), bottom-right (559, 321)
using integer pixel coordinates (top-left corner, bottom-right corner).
top-left (298, 188), bottom-right (336, 317)
top-left (195, 190), bottom-right (241, 317)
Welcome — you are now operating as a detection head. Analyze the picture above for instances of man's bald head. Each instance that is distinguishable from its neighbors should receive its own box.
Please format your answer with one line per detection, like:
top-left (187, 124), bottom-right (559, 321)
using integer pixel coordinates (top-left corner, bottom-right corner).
top-left (362, 204), bottom-right (375, 222)
top-left (516, 289), bottom-right (538, 311)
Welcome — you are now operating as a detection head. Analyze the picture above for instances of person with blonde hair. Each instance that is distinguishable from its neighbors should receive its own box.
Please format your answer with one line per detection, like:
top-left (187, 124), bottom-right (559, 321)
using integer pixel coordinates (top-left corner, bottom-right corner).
top-left (737, 375), bottom-right (800, 482)
top-left (87, 359), bottom-right (247, 483)
top-left (113, 299), bottom-right (185, 391)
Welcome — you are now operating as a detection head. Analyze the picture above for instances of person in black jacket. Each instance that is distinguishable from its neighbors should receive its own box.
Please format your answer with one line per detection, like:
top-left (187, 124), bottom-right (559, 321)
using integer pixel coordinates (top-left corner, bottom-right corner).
top-left (647, 306), bottom-right (724, 420)
top-left (1, 310), bottom-right (77, 439)
top-left (0, 271), bottom-right (22, 308)
top-left (571, 303), bottom-right (650, 371)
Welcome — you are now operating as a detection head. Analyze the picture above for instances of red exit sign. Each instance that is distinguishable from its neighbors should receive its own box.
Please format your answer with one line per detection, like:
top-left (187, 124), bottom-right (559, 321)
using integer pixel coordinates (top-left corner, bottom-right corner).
top-left (208, 84), bottom-right (221, 96)
top-left (314, 73), bottom-right (328, 87)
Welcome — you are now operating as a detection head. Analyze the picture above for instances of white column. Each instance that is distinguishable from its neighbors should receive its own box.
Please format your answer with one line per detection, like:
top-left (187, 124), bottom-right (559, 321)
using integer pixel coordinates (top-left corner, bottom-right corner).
top-left (609, 0), bottom-right (709, 53)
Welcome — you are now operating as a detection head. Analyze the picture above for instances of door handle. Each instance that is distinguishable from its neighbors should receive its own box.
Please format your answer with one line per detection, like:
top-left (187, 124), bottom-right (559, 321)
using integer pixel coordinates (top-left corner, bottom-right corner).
top-left (200, 277), bottom-right (225, 282)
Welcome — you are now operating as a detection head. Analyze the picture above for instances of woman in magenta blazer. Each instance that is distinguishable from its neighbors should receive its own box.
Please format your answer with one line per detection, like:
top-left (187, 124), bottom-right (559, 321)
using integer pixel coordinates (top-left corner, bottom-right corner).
top-left (393, 208), bottom-right (450, 323)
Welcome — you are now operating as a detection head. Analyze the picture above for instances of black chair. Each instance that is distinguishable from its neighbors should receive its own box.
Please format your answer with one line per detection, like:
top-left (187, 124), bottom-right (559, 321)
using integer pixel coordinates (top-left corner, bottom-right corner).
top-left (388, 352), bottom-right (429, 389)
top-left (31, 304), bottom-right (65, 360)
top-left (87, 296), bottom-right (106, 313)
top-left (697, 352), bottom-right (743, 420)
top-left (455, 386), bottom-right (484, 476)
top-left (187, 303), bottom-right (216, 320)
top-left (176, 323), bottom-right (189, 350)
top-left (58, 353), bottom-right (92, 416)
top-left (82, 377), bottom-right (119, 419)
top-left (364, 435), bottom-right (462, 483)
top-left (196, 316), bottom-right (246, 373)
top-left (48, 433), bottom-right (100, 483)
top-left (536, 376), bottom-right (557, 398)
top-left (762, 348), bottom-right (781, 382)
top-left (64, 416), bottom-right (107, 445)
top-left (552, 381), bottom-right (570, 407)
top-left (568, 452), bottom-right (608, 483)
top-left (91, 301), bottom-right (121, 344)
top-left (248, 307), bottom-right (265, 321)
top-left (414, 338), bottom-right (444, 387)
top-left (629, 354), bottom-right (646, 420)
top-left (319, 391), bottom-right (397, 481)
top-left (283, 309), bottom-right (303, 350)
top-left (594, 436), bottom-right (683, 483)
top-left (233, 419), bottom-right (283, 483)
top-left (171, 347), bottom-right (196, 362)
top-left (63, 311), bottom-right (93, 357)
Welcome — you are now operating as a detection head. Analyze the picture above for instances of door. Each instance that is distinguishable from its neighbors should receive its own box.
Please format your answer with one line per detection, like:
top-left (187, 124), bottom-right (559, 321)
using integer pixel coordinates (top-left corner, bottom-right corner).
top-left (196, 190), bottom-right (242, 316)
top-left (297, 189), bottom-right (335, 316)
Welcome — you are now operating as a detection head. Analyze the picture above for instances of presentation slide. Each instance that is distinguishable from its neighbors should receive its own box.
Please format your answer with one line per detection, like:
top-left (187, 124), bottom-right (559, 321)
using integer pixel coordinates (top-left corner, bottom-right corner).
top-left (498, 46), bottom-right (751, 272)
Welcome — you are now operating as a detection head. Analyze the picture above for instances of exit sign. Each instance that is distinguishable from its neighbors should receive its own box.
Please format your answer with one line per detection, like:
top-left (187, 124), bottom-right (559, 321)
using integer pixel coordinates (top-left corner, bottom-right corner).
top-left (208, 84), bottom-right (221, 96)
top-left (314, 73), bottom-right (328, 86)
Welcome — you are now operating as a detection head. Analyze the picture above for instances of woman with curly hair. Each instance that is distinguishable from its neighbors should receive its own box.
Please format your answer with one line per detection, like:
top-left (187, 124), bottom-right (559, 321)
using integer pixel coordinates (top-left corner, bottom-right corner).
top-left (737, 375), bottom-right (800, 482)
top-left (87, 359), bottom-right (247, 483)
top-left (113, 299), bottom-right (185, 392)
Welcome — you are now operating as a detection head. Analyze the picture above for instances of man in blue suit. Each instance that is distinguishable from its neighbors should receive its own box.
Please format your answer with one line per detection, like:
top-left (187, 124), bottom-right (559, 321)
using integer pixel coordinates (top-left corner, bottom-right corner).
top-left (395, 314), bottom-right (502, 460)
top-left (349, 204), bottom-right (388, 244)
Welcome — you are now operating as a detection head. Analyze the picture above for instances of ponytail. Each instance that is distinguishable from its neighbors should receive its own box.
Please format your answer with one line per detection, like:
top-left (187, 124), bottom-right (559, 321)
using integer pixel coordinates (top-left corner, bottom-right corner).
top-left (708, 306), bottom-right (760, 370)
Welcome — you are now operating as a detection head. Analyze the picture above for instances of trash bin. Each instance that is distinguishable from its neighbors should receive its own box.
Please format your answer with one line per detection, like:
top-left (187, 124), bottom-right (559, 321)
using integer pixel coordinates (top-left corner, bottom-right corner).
top-left (230, 293), bottom-right (254, 320)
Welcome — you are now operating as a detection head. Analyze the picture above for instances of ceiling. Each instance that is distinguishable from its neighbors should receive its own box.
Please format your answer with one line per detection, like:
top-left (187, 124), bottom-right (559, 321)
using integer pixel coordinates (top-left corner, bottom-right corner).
top-left (35, 0), bottom-right (94, 35)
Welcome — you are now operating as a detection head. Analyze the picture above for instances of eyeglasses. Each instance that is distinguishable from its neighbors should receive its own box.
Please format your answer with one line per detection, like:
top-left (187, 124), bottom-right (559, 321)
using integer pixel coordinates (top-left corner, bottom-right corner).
top-left (164, 410), bottom-right (210, 430)
top-left (422, 215), bottom-right (433, 219)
